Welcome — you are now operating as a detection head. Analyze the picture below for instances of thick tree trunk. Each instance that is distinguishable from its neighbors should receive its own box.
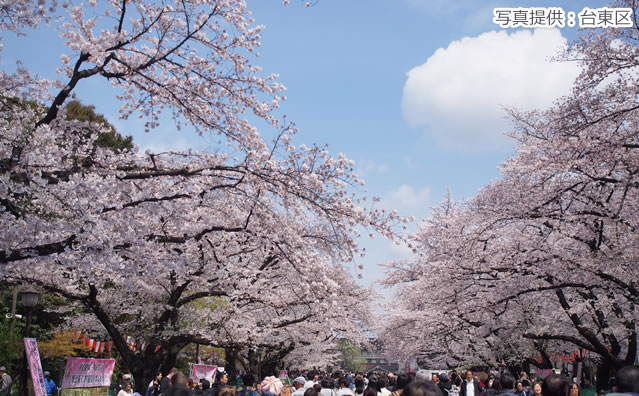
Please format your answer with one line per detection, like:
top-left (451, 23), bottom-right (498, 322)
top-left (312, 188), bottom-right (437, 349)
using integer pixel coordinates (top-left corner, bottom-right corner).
top-left (246, 348), bottom-right (259, 376)
top-left (225, 346), bottom-right (238, 385)
top-left (595, 359), bottom-right (613, 391)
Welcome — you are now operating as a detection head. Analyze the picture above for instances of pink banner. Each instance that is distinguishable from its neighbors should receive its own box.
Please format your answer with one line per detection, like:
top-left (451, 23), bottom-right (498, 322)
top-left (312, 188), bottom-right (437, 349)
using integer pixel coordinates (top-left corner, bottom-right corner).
top-left (534, 369), bottom-right (555, 379)
top-left (190, 365), bottom-right (217, 382)
top-left (25, 338), bottom-right (48, 396)
top-left (61, 358), bottom-right (115, 389)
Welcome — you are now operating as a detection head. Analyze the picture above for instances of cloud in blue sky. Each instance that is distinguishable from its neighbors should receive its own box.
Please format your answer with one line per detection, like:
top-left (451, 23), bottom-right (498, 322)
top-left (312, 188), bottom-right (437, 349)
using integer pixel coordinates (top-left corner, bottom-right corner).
top-left (402, 28), bottom-right (581, 151)
top-left (380, 184), bottom-right (431, 221)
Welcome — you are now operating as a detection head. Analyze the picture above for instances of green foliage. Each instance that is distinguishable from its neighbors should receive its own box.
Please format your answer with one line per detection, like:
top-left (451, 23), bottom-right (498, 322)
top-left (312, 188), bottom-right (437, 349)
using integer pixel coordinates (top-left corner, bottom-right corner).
top-left (179, 344), bottom-right (225, 366)
top-left (38, 331), bottom-right (86, 360)
top-left (0, 317), bottom-right (23, 383)
top-left (338, 340), bottom-right (366, 372)
top-left (0, 286), bottom-right (82, 383)
top-left (64, 100), bottom-right (133, 152)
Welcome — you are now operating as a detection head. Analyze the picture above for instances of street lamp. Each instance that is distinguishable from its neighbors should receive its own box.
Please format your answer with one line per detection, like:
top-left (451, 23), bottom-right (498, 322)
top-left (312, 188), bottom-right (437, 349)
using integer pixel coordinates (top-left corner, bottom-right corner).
top-left (19, 286), bottom-right (40, 396)
top-left (21, 288), bottom-right (40, 309)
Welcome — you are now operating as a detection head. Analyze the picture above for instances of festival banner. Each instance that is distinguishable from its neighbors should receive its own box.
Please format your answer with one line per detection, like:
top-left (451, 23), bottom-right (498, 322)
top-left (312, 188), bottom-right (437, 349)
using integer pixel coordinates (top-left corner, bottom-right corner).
top-left (61, 358), bottom-right (115, 389)
top-left (534, 369), bottom-right (554, 379)
top-left (190, 364), bottom-right (217, 382)
top-left (279, 370), bottom-right (288, 380)
top-left (60, 387), bottom-right (109, 396)
top-left (24, 338), bottom-right (48, 396)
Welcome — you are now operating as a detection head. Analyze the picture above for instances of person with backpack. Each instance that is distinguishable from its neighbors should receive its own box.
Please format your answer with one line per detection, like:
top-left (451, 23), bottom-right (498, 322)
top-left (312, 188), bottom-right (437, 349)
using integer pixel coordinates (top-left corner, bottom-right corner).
top-left (437, 374), bottom-right (454, 396)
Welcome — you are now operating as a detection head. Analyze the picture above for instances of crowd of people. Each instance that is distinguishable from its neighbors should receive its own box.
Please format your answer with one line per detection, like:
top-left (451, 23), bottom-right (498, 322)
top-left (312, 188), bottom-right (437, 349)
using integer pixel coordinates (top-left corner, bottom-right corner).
top-left (131, 366), bottom-right (639, 396)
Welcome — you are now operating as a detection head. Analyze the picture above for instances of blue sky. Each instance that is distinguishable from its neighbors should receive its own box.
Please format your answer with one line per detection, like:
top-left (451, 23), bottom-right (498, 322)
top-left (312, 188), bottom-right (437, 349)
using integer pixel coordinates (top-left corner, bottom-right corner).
top-left (1, 0), bottom-right (613, 295)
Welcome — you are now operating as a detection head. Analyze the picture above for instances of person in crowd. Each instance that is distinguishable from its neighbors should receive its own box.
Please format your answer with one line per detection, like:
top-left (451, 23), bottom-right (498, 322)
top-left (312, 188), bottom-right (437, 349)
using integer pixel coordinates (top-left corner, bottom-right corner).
top-left (486, 375), bottom-right (496, 390)
top-left (459, 372), bottom-right (482, 396)
top-left (166, 372), bottom-right (192, 396)
top-left (212, 372), bottom-right (229, 396)
top-left (416, 372), bottom-right (432, 384)
top-left (44, 371), bottom-right (57, 396)
top-left (161, 369), bottom-right (179, 396)
top-left (520, 375), bottom-right (531, 390)
top-left (432, 375), bottom-right (440, 385)
top-left (305, 389), bottom-right (319, 396)
top-left (379, 378), bottom-right (391, 396)
top-left (174, 373), bottom-right (190, 388)
top-left (281, 386), bottom-right (293, 396)
top-left (387, 376), bottom-right (396, 393)
top-left (239, 374), bottom-right (255, 396)
top-left (437, 373), bottom-right (452, 396)
top-left (119, 383), bottom-right (135, 396)
top-left (364, 387), bottom-right (379, 396)
top-left (0, 367), bottom-right (12, 396)
top-left (402, 381), bottom-right (442, 396)
top-left (117, 374), bottom-right (135, 396)
top-left (338, 377), bottom-right (355, 396)
top-left (368, 376), bottom-right (383, 396)
top-left (530, 384), bottom-right (542, 396)
top-left (514, 382), bottom-right (528, 396)
top-left (199, 379), bottom-right (212, 396)
top-left (478, 374), bottom-right (488, 390)
top-left (321, 379), bottom-right (336, 396)
top-left (391, 374), bottom-right (412, 396)
top-left (472, 377), bottom-right (483, 392)
top-left (354, 378), bottom-right (366, 396)
top-left (147, 378), bottom-right (161, 396)
top-left (566, 383), bottom-right (578, 396)
top-left (219, 387), bottom-right (238, 396)
top-left (483, 378), bottom-right (497, 396)
top-left (147, 372), bottom-right (162, 396)
top-left (496, 374), bottom-right (516, 396)
top-left (610, 365), bottom-right (639, 395)
top-left (293, 377), bottom-right (308, 396)
top-left (541, 375), bottom-right (568, 396)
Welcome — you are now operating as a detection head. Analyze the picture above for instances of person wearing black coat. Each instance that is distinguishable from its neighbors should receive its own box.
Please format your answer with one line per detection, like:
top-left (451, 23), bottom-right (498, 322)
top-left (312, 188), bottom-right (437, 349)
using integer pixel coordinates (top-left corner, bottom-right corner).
top-left (459, 372), bottom-right (482, 396)
top-left (211, 372), bottom-right (228, 396)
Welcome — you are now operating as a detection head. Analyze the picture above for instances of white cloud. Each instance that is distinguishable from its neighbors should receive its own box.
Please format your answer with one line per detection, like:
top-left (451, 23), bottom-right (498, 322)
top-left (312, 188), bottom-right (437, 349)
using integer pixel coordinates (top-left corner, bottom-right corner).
top-left (402, 28), bottom-right (581, 150)
top-left (381, 184), bottom-right (431, 220)
top-left (357, 159), bottom-right (390, 176)
top-left (141, 137), bottom-right (193, 154)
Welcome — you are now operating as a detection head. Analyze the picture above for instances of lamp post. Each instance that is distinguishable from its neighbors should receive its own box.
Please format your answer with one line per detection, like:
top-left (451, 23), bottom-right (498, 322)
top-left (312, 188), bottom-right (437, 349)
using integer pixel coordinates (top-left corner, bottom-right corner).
top-left (19, 286), bottom-right (40, 396)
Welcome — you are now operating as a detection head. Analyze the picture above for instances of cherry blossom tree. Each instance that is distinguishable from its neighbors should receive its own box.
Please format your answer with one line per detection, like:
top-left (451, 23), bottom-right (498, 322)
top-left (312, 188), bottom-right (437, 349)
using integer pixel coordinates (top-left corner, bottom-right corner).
top-left (0, 0), bottom-right (406, 389)
top-left (381, 0), bottom-right (639, 379)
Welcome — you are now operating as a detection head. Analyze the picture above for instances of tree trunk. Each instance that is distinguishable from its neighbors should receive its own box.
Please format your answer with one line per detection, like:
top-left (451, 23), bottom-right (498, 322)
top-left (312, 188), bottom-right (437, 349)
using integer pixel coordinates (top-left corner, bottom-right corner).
top-left (225, 346), bottom-right (238, 385)
top-left (246, 348), bottom-right (259, 376)
top-left (595, 359), bottom-right (613, 392)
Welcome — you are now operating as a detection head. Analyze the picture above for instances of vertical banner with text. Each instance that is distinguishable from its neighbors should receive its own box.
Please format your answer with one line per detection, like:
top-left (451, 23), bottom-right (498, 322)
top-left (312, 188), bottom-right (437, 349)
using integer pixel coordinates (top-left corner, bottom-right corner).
top-left (24, 338), bottom-right (48, 396)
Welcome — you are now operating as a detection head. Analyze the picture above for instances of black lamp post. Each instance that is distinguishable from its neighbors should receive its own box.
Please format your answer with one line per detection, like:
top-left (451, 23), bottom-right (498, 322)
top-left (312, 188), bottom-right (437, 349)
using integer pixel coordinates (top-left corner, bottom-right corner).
top-left (19, 286), bottom-right (40, 396)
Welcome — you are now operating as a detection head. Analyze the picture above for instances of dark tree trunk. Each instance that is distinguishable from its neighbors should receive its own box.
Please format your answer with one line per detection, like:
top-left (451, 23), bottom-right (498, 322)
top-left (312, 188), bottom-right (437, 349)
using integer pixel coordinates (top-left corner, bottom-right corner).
top-left (246, 348), bottom-right (259, 376)
top-left (595, 359), bottom-right (613, 392)
top-left (131, 347), bottom-right (178, 394)
top-left (225, 346), bottom-right (238, 385)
